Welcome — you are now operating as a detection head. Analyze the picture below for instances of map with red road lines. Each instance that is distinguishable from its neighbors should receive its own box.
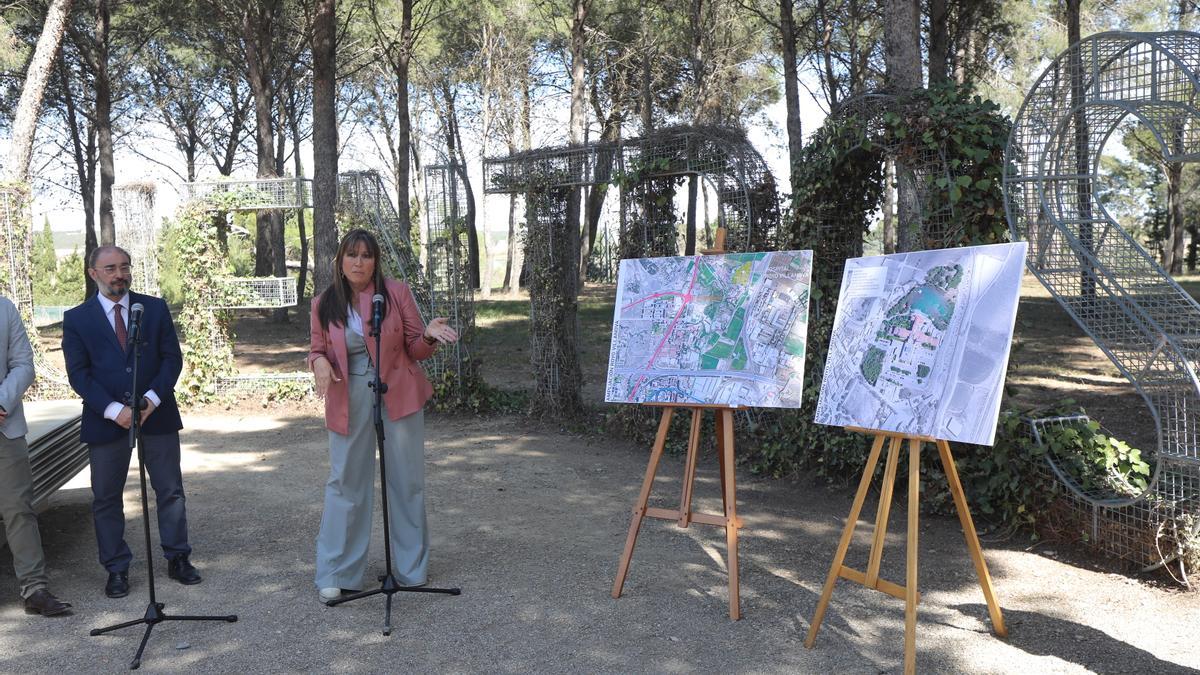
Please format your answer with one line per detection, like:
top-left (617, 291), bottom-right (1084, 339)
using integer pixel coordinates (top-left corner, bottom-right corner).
top-left (605, 251), bottom-right (812, 408)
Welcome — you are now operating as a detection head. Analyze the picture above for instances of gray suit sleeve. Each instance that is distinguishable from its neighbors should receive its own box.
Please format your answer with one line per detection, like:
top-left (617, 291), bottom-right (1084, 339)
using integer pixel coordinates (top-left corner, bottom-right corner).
top-left (0, 298), bottom-right (35, 412)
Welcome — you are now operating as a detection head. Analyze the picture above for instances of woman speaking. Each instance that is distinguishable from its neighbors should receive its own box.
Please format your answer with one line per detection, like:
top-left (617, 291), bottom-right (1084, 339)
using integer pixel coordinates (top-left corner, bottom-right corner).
top-left (308, 229), bottom-right (458, 604)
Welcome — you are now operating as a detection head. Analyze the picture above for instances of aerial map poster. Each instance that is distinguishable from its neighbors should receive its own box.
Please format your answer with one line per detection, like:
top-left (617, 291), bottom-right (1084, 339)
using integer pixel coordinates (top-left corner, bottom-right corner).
top-left (814, 241), bottom-right (1028, 446)
top-left (605, 250), bottom-right (813, 408)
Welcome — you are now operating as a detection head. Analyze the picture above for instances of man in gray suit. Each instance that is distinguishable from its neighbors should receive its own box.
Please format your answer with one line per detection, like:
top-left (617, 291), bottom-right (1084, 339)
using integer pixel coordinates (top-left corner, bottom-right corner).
top-left (0, 295), bottom-right (71, 616)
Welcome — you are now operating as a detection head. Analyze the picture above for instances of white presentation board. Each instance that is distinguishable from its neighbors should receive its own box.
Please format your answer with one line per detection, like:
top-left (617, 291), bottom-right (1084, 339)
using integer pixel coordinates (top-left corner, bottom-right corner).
top-left (814, 242), bottom-right (1028, 445)
top-left (605, 251), bottom-right (813, 408)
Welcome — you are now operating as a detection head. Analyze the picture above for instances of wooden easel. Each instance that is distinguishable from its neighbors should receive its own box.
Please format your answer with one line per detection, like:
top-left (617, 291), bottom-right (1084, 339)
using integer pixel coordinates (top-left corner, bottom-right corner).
top-left (611, 227), bottom-right (747, 620)
top-left (611, 404), bottom-right (744, 619)
top-left (804, 427), bottom-right (1008, 674)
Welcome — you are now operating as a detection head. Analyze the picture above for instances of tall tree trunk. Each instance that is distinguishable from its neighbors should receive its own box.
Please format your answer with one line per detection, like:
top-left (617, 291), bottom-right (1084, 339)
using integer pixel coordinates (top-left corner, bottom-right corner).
top-left (243, 3), bottom-right (287, 321)
top-left (96, 0), bottom-right (115, 246)
top-left (1066, 0), bottom-right (1093, 296)
top-left (638, 0), bottom-right (652, 135)
top-left (505, 67), bottom-right (533, 294)
top-left (312, 0), bottom-right (337, 296)
top-left (6, 0), bottom-right (74, 181)
top-left (289, 98), bottom-right (310, 305)
top-left (883, 157), bottom-right (896, 254)
top-left (883, 0), bottom-right (921, 251)
top-left (569, 0), bottom-right (588, 287)
top-left (779, 0), bottom-right (803, 199)
top-left (394, 5), bottom-right (415, 246)
top-left (1167, 162), bottom-right (1185, 275)
top-left (442, 83), bottom-right (479, 289)
top-left (928, 0), bottom-right (949, 86)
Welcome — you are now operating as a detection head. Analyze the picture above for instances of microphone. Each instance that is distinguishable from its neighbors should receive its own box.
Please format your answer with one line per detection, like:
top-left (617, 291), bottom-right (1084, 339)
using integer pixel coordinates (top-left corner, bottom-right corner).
top-left (128, 302), bottom-right (145, 345)
top-left (371, 294), bottom-right (384, 333)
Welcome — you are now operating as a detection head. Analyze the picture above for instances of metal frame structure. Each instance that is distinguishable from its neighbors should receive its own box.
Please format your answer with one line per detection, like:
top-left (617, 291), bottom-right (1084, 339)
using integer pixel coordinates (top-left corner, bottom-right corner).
top-left (114, 182), bottom-right (160, 296)
top-left (806, 93), bottom-right (966, 284)
top-left (338, 170), bottom-right (432, 318)
top-left (181, 178), bottom-right (310, 392)
top-left (184, 177), bottom-right (312, 211)
top-left (484, 125), bottom-right (779, 413)
top-left (1005, 31), bottom-right (1200, 569)
top-left (0, 184), bottom-right (74, 399)
top-left (423, 164), bottom-right (476, 394)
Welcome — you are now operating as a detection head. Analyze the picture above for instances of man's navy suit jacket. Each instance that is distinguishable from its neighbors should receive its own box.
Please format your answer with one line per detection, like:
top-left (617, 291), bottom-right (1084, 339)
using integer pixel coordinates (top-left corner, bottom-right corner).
top-left (62, 292), bottom-right (184, 445)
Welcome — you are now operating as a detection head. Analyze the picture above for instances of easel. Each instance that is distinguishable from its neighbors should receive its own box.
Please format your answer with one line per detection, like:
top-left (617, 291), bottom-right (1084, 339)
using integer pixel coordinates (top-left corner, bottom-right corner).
top-left (610, 227), bottom-right (747, 620)
top-left (804, 427), bottom-right (1008, 674)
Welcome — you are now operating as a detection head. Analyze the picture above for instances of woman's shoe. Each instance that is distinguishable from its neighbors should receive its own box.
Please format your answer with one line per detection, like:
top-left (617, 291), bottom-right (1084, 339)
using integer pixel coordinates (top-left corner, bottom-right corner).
top-left (319, 587), bottom-right (342, 605)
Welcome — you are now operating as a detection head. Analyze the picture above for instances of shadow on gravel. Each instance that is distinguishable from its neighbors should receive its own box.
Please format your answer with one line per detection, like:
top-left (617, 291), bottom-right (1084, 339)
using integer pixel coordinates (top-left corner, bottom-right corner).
top-left (949, 603), bottom-right (1200, 674)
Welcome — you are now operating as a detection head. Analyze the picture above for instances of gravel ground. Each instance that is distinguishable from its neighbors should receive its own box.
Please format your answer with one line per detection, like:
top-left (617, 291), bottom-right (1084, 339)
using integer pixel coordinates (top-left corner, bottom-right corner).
top-left (1, 409), bottom-right (1198, 674)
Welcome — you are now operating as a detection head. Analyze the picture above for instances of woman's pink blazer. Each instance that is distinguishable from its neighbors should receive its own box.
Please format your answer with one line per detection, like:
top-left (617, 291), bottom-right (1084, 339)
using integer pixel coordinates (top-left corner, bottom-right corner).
top-left (308, 278), bottom-right (436, 434)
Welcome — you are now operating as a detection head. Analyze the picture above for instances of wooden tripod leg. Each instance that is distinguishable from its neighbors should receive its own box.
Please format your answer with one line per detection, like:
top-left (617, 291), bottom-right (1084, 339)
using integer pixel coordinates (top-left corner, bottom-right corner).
top-left (935, 439), bottom-right (1007, 638)
top-left (866, 437), bottom-right (903, 587)
top-left (904, 438), bottom-right (921, 675)
top-left (716, 411), bottom-right (726, 515)
top-left (612, 407), bottom-right (675, 599)
top-left (804, 434), bottom-right (888, 648)
top-left (678, 408), bottom-right (704, 527)
top-left (718, 408), bottom-right (740, 620)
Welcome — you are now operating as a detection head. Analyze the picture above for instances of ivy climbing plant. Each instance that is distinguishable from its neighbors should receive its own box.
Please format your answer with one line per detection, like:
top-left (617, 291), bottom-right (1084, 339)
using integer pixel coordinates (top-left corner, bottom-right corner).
top-left (169, 190), bottom-right (262, 404)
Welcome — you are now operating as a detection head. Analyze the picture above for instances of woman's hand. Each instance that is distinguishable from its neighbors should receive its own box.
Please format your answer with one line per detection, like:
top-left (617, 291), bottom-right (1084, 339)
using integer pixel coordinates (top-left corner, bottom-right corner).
top-left (424, 317), bottom-right (459, 345)
top-left (312, 356), bottom-right (341, 397)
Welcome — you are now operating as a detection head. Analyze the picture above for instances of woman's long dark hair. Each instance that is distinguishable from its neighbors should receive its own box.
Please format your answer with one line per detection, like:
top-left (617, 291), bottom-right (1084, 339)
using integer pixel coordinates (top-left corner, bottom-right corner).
top-left (317, 228), bottom-right (389, 332)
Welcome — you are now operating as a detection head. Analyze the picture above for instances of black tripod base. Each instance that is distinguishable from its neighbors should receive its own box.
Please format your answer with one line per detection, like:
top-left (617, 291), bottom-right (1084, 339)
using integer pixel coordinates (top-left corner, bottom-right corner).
top-left (327, 573), bottom-right (460, 635)
top-left (90, 601), bottom-right (238, 670)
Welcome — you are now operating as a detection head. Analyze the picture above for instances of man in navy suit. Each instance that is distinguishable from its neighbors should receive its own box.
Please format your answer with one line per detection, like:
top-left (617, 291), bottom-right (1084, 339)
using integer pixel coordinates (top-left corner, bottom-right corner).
top-left (62, 245), bottom-right (202, 598)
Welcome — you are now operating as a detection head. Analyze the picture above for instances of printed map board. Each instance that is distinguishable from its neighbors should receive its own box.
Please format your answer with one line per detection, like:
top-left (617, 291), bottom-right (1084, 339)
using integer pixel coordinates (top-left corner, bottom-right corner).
top-left (605, 250), bottom-right (813, 408)
top-left (814, 242), bottom-right (1027, 446)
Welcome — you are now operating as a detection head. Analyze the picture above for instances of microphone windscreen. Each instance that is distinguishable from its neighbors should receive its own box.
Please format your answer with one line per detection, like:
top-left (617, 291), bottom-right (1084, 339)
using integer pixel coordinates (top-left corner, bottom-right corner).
top-left (372, 294), bottom-right (385, 305)
top-left (131, 302), bottom-right (145, 315)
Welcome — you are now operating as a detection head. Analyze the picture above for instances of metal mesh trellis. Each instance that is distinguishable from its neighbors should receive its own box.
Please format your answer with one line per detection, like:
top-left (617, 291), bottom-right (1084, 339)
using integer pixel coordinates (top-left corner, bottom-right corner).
top-left (423, 164), bottom-right (477, 394)
top-left (1004, 30), bottom-right (1200, 569)
top-left (114, 182), bottom-right (159, 295)
top-left (337, 170), bottom-right (432, 322)
top-left (206, 277), bottom-right (298, 309)
top-left (0, 184), bottom-right (74, 399)
top-left (483, 126), bottom-right (779, 412)
top-left (183, 177), bottom-right (312, 210)
top-left (526, 187), bottom-right (583, 415)
top-left (805, 93), bottom-right (962, 285)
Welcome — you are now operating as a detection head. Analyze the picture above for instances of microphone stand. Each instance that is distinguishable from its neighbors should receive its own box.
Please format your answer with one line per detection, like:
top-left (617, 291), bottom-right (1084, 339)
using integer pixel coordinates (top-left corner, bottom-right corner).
top-left (327, 300), bottom-right (460, 635)
top-left (89, 307), bottom-right (237, 670)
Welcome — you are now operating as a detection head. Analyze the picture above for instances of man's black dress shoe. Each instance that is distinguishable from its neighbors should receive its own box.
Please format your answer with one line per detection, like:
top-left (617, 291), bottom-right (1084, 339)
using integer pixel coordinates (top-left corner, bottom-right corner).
top-left (167, 555), bottom-right (202, 585)
top-left (106, 571), bottom-right (130, 598)
top-left (24, 589), bottom-right (72, 616)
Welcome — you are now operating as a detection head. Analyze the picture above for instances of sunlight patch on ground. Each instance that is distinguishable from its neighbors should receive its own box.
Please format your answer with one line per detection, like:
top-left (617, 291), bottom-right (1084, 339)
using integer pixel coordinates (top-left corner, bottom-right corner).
top-left (178, 446), bottom-right (281, 473)
top-left (183, 415), bottom-right (288, 432)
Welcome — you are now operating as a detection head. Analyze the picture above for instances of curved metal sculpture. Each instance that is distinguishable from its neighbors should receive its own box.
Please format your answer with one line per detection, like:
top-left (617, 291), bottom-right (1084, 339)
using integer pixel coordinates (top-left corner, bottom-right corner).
top-left (1005, 31), bottom-right (1200, 568)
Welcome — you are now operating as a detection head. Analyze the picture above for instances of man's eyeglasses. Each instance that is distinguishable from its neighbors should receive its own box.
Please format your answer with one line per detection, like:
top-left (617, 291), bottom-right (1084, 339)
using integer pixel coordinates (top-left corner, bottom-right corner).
top-left (94, 263), bottom-right (132, 275)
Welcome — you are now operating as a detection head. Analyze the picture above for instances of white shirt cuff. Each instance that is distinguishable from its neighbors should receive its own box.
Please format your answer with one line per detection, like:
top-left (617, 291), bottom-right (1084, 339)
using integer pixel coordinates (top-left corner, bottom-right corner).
top-left (104, 401), bottom-right (125, 421)
top-left (144, 390), bottom-right (161, 407)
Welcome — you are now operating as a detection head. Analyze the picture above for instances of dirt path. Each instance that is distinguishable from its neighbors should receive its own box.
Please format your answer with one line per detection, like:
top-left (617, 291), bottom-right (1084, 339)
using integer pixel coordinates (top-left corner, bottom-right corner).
top-left (1, 409), bottom-right (1197, 673)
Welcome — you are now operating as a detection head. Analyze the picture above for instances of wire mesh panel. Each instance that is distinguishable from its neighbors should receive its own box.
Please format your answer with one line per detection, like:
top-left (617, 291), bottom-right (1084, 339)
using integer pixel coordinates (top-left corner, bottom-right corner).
top-left (423, 164), bottom-right (477, 394)
top-left (214, 372), bottom-right (313, 396)
top-left (1005, 31), bottom-right (1200, 569)
top-left (525, 187), bottom-right (584, 415)
top-left (0, 184), bottom-right (33, 322)
top-left (0, 184), bottom-right (74, 399)
top-left (184, 177), bottom-right (312, 210)
top-left (114, 182), bottom-right (159, 295)
top-left (337, 170), bottom-right (431, 322)
top-left (207, 277), bottom-right (298, 309)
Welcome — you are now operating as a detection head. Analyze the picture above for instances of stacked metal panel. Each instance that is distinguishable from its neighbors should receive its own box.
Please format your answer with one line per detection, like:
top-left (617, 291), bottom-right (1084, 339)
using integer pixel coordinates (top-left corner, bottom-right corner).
top-left (24, 400), bottom-right (88, 510)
